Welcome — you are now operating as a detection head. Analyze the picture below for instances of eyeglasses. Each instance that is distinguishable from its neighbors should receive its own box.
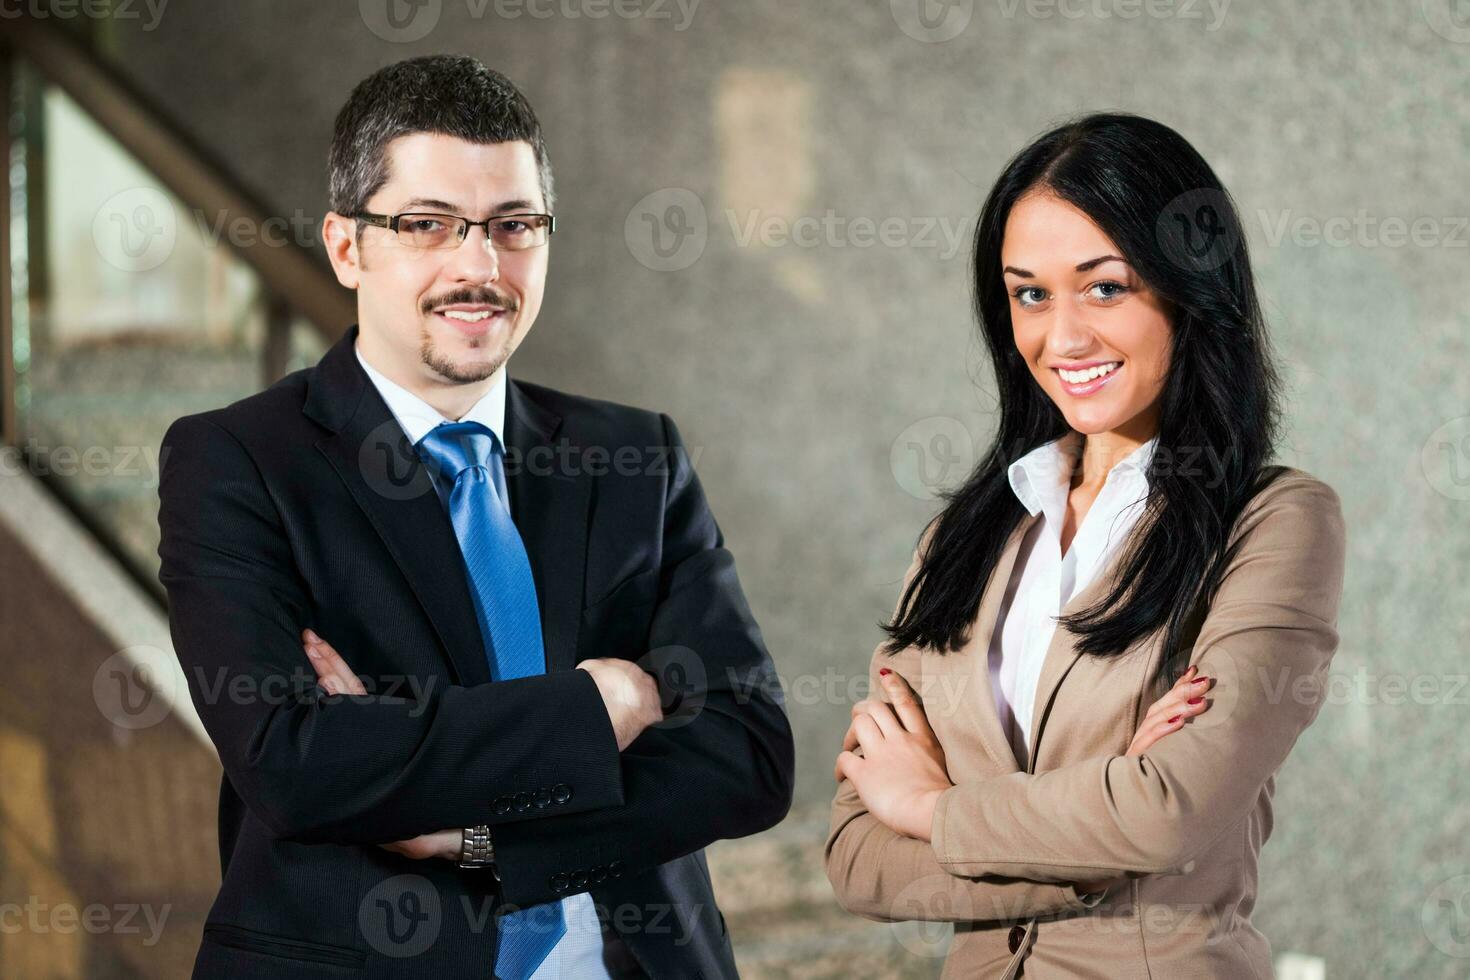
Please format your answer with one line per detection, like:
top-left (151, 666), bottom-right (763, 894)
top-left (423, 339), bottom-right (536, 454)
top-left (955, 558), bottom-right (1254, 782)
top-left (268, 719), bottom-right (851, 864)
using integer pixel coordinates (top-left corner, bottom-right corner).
top-left (352, 211), bottom-right (557, 251)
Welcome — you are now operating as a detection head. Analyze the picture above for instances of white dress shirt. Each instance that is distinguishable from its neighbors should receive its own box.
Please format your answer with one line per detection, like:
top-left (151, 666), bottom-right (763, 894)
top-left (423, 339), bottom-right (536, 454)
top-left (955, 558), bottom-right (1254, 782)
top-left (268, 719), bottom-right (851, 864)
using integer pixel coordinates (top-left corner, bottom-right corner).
top-left (988, 429), bottom-right (1159, 769)
top-left (355, 342), bottom-right (615, 980)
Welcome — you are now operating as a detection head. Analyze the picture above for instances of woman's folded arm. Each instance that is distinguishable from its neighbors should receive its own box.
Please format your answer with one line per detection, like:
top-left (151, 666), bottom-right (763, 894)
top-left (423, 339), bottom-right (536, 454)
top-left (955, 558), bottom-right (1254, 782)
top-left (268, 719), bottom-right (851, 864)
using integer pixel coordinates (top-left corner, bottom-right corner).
top-left (826, 530), bottom-right (1107, 922)
top-left (930, 477), bottom-right (1346, 882)
top-left (828, 769), bottom-right (1105, 922)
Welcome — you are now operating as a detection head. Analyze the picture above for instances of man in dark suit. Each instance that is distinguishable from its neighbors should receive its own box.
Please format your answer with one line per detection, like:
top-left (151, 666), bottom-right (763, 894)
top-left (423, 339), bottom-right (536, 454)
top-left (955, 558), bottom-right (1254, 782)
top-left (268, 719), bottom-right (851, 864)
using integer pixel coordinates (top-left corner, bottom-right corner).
top-left (156, 54), bottom-right (794, 979)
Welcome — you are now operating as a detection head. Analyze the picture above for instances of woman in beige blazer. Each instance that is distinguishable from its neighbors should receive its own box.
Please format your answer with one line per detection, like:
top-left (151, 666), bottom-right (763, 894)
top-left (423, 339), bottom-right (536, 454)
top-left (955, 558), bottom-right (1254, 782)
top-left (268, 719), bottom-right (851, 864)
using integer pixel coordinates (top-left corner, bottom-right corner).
top-left (826, 112), bottom-right (1347, 979)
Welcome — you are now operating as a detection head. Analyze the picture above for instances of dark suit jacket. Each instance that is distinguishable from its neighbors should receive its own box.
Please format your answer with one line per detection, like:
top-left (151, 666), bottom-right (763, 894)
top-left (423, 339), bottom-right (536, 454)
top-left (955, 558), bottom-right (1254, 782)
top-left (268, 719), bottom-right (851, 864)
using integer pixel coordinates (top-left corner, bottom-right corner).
top-left (156, 323), bottom-right (795, 979)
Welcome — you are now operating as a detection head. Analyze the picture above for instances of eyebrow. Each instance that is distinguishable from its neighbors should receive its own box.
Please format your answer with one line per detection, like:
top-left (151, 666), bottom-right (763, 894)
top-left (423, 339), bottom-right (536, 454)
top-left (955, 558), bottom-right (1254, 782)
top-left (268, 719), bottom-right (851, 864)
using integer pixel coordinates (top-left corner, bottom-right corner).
top-left (1002, 254), bottom-right (1129, 278)
top-left (398, 197), bottom-right (541, 215)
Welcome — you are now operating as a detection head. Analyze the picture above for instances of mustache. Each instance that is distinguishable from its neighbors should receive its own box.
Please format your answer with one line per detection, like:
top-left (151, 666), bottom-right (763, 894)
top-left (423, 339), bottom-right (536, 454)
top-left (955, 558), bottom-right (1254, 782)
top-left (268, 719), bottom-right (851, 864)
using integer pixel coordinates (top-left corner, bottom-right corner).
top-left (422, 288), bottom-right (519, 315)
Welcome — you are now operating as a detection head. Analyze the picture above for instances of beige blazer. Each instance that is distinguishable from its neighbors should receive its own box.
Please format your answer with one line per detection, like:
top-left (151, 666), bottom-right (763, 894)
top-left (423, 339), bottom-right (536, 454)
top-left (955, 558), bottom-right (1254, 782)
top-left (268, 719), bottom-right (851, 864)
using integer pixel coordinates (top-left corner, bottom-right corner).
top-left (826, 468), bottom-right (1347, 979)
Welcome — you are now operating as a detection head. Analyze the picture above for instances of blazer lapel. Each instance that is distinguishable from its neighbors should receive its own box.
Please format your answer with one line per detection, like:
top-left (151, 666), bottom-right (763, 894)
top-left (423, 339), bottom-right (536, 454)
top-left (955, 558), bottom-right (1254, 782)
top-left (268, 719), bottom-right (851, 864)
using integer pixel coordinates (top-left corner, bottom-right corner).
top-left (503, 380), bottom-right (590, 675)
top-left (306, 324), bottom-right (495, 687)
top-left (946, 510), bottom-right (1042, 774)
top-left (1022, 523), bottom-right (1141, 768)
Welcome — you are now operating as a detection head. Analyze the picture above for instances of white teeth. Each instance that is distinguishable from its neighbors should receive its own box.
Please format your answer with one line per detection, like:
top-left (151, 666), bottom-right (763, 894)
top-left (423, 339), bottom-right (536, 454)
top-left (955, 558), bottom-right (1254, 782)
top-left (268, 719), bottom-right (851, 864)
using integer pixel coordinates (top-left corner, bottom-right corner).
top-left (441, 309), bottom-right (493, 322)
top-left (1057, 362), bottom-right (1121, 384)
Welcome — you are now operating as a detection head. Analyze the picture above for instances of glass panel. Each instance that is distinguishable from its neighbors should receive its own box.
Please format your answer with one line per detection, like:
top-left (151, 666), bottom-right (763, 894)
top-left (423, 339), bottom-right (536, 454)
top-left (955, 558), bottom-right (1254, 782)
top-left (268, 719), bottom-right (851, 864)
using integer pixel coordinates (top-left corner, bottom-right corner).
top-left (13, 70), bottom-right (277, 583)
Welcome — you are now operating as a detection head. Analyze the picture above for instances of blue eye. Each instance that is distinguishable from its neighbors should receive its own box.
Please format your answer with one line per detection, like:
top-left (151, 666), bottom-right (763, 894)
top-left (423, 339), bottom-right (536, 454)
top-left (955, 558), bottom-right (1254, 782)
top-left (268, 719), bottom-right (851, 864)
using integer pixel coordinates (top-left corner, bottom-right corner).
top-left (1090, 280), bottom-right (1130, 300)
top-left (1012, 286), bottom-right (1045, 307)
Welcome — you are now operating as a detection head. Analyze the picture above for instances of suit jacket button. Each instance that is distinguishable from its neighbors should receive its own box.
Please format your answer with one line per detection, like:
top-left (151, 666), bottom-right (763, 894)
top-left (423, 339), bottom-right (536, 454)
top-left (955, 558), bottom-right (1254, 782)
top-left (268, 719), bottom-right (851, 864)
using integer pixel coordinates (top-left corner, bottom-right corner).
top-left (1007, 925), bottom-right (1026, 954)
top-left (551, 783), bottom-right (572, 804)
top-left (570, 869), bottom-right (589, 889)
top-left (550, 873), bottom-right (569, 893)
top-left (493, 796), bottom-right (511, 815)
top-left (608, 860), bottom-right (624, 879)
top-left (590, 865), bottom-right (607, 883)
top-left (533, 786), bottom-right (551, 808)
top-left (514, 792), bottom-right (532, 812)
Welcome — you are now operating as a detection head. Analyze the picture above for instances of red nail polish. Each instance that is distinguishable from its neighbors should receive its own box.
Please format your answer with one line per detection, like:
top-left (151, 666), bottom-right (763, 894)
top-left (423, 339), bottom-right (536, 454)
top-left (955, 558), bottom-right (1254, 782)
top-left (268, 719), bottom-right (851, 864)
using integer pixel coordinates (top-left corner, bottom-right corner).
top-left (1192, 676), bottom-right (1210, 685)
top-left (1187, 697), bottom-right (1203, 705)
top-left (879, 668), bottom-right (892, 676)
top-left (1167, 714), bottom-right (1182, 723)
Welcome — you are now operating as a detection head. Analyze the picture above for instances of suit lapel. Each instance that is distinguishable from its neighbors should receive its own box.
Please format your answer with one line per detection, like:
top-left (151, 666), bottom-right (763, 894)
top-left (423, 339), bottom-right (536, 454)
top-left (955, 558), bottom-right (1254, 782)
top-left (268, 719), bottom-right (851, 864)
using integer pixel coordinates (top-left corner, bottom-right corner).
top-left (503, 381), bottom-right (590, 674)
top-left (307, 325), bottom-right (494, 686)
top-left (304, 325), bottom-right (591, 683)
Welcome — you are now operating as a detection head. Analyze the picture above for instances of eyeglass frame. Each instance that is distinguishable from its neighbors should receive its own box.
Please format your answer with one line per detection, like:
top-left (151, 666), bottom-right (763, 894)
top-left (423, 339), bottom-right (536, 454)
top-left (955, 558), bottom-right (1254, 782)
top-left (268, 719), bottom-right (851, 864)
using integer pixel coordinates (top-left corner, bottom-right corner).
top-left (351, 210), bottom-right (557, 250)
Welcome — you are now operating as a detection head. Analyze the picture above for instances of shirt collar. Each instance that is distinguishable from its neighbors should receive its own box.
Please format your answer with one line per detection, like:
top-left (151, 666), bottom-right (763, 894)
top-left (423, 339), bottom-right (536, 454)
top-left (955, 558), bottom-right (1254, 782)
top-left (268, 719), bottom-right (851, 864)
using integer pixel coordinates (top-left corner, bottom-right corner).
top-left (1008, 430), bottom-right (1158, 518)
top-left (354, 340), bottom-right (507, 448)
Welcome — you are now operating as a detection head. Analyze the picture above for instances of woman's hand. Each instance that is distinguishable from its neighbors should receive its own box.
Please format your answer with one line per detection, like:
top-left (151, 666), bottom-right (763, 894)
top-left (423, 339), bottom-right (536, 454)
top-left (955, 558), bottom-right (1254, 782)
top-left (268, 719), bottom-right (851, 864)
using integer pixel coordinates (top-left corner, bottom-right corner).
top-left (1125, 663), bottom-right (1213, 756)
top-left (301, 629), bottom-right (462, 863)
top-left (1074, 664), bottom-right (1215, 895)
top-left (833, 669), bottom-right (952, 842)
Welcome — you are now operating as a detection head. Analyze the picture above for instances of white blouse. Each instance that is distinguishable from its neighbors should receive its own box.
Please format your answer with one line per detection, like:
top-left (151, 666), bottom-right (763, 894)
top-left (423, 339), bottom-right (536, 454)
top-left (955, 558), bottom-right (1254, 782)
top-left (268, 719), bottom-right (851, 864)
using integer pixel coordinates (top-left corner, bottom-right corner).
top-left (988, 430), bottom-right (1159, 769)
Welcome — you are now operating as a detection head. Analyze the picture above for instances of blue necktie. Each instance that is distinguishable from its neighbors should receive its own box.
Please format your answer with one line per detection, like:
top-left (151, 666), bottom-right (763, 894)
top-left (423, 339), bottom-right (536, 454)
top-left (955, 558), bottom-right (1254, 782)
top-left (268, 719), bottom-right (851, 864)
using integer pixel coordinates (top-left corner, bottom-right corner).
top-left (415, 421), bottom-right (566, 980)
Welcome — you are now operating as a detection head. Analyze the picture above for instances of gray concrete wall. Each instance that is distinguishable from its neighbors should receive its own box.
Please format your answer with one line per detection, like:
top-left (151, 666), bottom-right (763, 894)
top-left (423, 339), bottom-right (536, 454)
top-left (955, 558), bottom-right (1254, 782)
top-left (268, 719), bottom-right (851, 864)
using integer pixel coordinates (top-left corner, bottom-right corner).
top-left (75, 2), bottom-right (1470, 975)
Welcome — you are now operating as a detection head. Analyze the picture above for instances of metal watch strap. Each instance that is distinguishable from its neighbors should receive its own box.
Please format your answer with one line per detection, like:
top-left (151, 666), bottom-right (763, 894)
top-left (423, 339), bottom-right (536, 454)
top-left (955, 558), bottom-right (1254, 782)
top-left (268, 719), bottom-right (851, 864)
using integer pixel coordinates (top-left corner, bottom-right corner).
top-left (458, 824), bottom-right (495, 870)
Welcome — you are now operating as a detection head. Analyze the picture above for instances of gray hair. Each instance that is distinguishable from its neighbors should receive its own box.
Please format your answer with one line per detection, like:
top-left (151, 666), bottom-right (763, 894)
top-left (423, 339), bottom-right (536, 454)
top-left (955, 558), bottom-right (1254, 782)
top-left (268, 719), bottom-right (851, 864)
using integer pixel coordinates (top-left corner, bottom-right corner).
top-left (328, 55), bottom-right (554, 221)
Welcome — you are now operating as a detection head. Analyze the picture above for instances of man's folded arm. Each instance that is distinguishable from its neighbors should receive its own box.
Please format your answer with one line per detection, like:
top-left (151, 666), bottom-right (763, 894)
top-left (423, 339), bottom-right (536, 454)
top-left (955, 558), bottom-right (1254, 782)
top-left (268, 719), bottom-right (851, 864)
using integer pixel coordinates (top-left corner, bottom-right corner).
top-left (157, 413), bottom-right (625, 845)
top-left (929, 477), bottom-right (1347, 883)
top-left (489, 413), bottom-right (796, 909)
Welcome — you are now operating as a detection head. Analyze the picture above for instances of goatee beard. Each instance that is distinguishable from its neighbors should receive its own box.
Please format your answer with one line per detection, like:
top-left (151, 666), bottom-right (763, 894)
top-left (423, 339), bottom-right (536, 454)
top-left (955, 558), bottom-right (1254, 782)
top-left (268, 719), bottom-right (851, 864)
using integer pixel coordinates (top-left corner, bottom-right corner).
top-left (419, 328), bottom-right (510, 384)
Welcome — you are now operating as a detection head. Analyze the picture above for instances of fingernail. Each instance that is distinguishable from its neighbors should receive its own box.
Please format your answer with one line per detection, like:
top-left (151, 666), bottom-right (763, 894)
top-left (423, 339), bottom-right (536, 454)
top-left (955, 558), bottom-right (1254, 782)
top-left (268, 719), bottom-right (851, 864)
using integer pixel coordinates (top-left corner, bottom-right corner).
top-left (1192, 676), bottom-right (1210, 685)
top-left (306, 646), bottom-right (321, 659)
top-left (1187, 697), bottom-right (1203, 705)
top-left (1167, 714), bottom-right (1182, 724)
top-left (879, 668), bottom-right (892, 677)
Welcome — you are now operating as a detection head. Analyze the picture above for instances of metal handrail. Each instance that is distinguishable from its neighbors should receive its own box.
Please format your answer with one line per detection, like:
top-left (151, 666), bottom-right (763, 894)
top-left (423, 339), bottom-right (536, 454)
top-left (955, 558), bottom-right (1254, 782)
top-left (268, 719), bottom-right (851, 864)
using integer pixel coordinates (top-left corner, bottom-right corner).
top-left (0, 12), bottom-right (353, 345)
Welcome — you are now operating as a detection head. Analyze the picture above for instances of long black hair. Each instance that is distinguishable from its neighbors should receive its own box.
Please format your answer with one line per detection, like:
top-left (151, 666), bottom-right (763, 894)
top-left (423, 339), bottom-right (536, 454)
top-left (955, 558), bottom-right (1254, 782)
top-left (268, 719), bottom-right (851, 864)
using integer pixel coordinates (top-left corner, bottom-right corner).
top-left (882, 112), bottom-right (1285, 686)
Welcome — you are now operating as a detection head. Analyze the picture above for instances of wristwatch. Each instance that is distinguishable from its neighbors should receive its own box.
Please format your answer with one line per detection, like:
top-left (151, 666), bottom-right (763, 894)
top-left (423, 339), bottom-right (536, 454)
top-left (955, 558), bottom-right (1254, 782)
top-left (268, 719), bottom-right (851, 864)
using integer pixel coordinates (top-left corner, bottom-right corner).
top-left (459, 824), bottom-right (497, 876)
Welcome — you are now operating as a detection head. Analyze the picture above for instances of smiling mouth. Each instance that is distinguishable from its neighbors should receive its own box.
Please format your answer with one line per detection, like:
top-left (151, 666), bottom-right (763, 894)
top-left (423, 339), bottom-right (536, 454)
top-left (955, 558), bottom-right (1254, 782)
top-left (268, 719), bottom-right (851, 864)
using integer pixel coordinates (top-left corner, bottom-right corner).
top-left (1054, 361), bottom-right (1122, 395)
top-left (439, 309), bottom-right (499, 323)
top-left (431, 307), bottom-right (511, 336)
